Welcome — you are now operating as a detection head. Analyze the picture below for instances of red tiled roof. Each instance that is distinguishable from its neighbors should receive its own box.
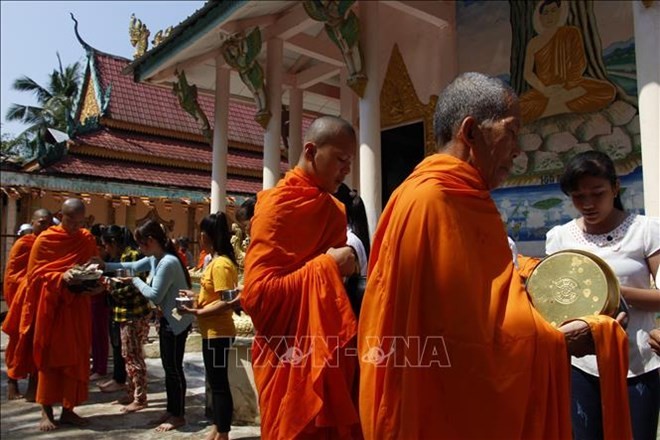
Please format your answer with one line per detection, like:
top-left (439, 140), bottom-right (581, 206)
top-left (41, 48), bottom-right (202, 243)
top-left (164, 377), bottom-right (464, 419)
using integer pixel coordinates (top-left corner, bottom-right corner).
top-left (42, 155), bottom-right (262, 195)
top-left (94, 52), bottom-right (314, 146)
top-left (74, 128), bottom-right (289, 173)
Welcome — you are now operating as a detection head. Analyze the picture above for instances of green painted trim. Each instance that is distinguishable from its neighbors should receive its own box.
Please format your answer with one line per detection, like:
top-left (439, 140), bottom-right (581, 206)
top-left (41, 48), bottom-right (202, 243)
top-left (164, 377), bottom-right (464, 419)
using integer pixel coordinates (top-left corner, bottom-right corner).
top-left (1, 170), bottom-right (210, 202)
top-left (135, 0), bottom-right (247, 82)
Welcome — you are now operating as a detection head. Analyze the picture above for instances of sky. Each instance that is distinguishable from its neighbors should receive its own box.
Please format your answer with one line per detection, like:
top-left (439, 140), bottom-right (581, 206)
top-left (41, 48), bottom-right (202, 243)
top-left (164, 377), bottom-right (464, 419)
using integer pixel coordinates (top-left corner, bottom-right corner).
top-left (1, 0), bottom-right (206, 138)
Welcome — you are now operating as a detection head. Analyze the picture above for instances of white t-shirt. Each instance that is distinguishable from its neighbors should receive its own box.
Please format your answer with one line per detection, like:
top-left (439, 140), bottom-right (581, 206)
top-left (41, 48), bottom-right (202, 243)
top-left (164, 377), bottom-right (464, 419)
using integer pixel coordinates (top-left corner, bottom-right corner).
top-left (546, 213), bottom-right (660, 377)
top-left (347, 228), bottom-right (368, 277)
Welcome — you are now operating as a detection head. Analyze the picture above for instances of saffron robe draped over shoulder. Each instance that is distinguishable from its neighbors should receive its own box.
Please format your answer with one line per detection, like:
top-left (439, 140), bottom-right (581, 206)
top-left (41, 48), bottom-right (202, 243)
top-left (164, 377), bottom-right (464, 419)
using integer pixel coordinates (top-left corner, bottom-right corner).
top-left (2, 234), bottom-right (36, 379)
top-left (30, 225), bottom-right (98, 408)
top-left (358, 154), bottom-right (573, 439)
top-left (242, 167), bottom-right (360, 440)
top-left (2, 234), bottom-right (35, 307)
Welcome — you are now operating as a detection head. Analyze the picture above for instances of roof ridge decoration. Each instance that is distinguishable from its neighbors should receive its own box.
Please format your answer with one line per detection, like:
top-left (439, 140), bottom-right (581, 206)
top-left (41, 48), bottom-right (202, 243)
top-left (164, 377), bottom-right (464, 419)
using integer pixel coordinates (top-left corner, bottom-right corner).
top-left (152, 26), bottom-right (174, 48)
top-left (172, 70), bottom-right (212, 141)
top-left (69, 14), bottom-right (112, 135)
top-left (220, 27), bottom-right (271, 129)
top-left (303, 0), bottom-right (367, 98)
top-left (129, 14), bottom-right (151, 59)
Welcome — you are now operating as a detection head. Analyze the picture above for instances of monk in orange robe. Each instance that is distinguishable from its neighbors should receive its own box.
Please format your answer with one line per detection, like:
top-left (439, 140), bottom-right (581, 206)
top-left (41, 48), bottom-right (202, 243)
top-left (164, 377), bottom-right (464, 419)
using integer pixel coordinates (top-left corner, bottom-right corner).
top-left (2, 208), bottom-right (52, 400)
top-left (242, 116), bottom-right (361, 439)
top-left (30, 198), bottom-right (101, 431)
top-left (359, 73), bottom-right (630, 439)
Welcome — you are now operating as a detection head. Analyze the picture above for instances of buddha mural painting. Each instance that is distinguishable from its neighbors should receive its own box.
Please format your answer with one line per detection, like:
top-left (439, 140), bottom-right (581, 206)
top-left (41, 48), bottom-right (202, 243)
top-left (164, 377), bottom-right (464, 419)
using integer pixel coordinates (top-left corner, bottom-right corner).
top-left (519, 0), bottom-right (616, 124)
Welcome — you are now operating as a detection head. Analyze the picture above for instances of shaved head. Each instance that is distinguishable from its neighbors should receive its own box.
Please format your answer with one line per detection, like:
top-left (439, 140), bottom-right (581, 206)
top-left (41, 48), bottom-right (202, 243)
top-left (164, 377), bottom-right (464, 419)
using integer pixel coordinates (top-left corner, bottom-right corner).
top-left (298, 116), bottom-right (356, 193)
top-left (62, 198), bottom-right (86, 215)
top-left (61, 198), bottom-right (86, 234)
top-left (31, 208), bottom-right (53, 236)
top-left (302, 116), bottom-right (356, 153)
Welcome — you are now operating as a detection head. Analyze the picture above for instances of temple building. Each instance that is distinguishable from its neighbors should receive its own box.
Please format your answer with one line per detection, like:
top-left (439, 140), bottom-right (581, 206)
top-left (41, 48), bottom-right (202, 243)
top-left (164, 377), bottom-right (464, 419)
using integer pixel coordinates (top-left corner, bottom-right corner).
top-left (2, 0), bottom-right (658, 261)
top-left (123, 0), bottom-right (659, 257)
top-left (1, 23), bottom-right (311, 262)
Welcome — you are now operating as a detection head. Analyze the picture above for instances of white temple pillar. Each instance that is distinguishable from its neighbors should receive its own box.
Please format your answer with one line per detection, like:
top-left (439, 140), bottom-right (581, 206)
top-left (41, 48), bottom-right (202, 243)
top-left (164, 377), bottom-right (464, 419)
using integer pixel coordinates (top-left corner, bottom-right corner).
top-left (633, 1), bottom-right (660, 217)
top-left (359, 1), bottom-right (381, 238)
top-left (340, 68), bottom-right (359, 190)
top-left (288, 87), bottom-right (303, 169)
top-left (211, 60), bottom-right (230, 213)
top-left (263, 38), bottom-right (283, 189)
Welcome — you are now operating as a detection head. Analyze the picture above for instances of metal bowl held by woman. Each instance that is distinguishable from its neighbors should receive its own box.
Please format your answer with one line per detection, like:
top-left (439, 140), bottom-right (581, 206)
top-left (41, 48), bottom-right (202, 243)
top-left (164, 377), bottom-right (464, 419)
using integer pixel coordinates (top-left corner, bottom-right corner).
top-left (526, 249), bottom-right (620, 328)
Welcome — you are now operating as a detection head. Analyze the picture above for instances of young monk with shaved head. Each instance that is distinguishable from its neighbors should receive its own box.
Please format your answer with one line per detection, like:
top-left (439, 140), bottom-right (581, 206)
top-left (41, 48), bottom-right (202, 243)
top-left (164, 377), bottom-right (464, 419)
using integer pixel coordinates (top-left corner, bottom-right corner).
top-left (29, 198), bottom-right (102, 431)
top-left (242, 116), bottom-right (362, 439)
top-left (3, 208), bottom-right (52, 400)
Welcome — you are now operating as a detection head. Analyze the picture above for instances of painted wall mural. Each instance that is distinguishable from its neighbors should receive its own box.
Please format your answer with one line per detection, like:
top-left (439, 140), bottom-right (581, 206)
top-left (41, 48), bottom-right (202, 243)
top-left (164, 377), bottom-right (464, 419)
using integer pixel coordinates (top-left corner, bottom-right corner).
top-left (457, 0), bottom-right (641, 256)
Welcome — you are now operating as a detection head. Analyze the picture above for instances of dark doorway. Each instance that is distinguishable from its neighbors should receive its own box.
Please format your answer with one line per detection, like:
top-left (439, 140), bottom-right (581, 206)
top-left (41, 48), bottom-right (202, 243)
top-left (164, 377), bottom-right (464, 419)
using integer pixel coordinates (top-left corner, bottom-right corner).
top-left (380, 122), bottom-right (425, 209)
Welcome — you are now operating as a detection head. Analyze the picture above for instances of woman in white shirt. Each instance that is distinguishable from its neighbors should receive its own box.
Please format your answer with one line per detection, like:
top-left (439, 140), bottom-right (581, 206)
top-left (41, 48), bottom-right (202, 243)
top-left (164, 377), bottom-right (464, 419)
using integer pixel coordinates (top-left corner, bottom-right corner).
top-left (546, 151), bottom-right (660, 440)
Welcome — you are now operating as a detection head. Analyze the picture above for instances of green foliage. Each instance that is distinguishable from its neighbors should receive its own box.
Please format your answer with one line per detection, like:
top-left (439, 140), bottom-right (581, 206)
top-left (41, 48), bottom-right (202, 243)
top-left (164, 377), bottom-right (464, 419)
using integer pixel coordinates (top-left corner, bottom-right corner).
top-left (4, 52), bottom-right (81, 146)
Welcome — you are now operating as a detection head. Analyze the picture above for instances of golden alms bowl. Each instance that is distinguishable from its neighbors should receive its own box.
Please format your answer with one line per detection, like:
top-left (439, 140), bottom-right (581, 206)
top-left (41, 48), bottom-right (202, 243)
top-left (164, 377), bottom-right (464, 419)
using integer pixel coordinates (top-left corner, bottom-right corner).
top-left (526, 249), bottom-right (620, 328)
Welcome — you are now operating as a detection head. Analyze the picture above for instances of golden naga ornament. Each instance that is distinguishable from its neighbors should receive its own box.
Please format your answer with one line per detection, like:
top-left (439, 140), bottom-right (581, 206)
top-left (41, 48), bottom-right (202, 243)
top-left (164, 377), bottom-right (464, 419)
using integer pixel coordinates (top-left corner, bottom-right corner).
top-left (129, 13), bottom-right (150, 59)
top-left (152, 26), bottom-right (173, 48)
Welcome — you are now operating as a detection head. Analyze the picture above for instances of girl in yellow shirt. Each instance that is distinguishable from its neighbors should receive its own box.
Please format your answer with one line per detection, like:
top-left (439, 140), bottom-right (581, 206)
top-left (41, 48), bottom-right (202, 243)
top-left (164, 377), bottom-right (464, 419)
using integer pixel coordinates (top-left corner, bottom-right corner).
top-left (179, 212), bottom-right (239, 440)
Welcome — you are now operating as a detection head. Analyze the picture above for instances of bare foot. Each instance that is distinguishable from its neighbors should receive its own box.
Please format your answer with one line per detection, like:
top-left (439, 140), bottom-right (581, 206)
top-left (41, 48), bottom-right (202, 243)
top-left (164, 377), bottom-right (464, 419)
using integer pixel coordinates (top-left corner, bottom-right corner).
top-left (111, 395), bottom-right (132, 405)
top-left (214, 431), bottom-right (229, 440)
top-left (148, 412), bottom-right (172, 426)
top-left (89, 372), bottom-right (105, 381)
top-left (25, 375), bottom-right (37, 402)
top-left (120, 401), bottom-right (148, 413)
top-left (204, 425), bottom-right (218, 440)
top-left (154, 416), bottom-right (185, 432)
top-left (39, 405), bottom-right (57, 432)
top-left (97, 378), bottom-right (115, 388)
top-left (7, 379), bottom-right (23, 400)
top-left (100, 380), bottom-right (126, 393)
top-left (60, 408), bottom-right (90, 427)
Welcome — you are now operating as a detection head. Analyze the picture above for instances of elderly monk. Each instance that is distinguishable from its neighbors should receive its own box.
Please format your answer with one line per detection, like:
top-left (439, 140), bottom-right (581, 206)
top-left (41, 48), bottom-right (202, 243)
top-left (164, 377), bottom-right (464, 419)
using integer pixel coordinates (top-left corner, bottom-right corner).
top-left (242, 116), bottom-right (361, 439)
top-left (358, 72), bottom-right (630, 439)
top-left (30, 198), bottom-right (101, 431)
top-left (3, 209), bottom-right (52, 400)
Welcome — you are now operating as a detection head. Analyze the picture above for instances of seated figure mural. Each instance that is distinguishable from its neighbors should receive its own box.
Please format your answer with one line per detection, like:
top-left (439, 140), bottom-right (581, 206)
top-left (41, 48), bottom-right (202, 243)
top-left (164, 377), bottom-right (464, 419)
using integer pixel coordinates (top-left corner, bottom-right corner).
top-left (520, 0), bottom-right (615, 124)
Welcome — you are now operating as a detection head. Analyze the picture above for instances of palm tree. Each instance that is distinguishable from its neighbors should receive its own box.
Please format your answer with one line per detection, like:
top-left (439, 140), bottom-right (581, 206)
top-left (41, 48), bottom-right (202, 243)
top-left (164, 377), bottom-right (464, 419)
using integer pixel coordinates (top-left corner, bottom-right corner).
top-left (5, 53), bottom-right (82, 146)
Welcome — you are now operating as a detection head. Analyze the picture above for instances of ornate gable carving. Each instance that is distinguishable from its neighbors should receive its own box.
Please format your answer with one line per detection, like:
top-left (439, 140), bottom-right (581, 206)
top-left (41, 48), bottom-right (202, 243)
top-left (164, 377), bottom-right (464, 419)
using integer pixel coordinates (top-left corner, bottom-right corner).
top-left (380, 44), bottom-right (438, 156)
top-left (79, 76), bottom-right (101, 124)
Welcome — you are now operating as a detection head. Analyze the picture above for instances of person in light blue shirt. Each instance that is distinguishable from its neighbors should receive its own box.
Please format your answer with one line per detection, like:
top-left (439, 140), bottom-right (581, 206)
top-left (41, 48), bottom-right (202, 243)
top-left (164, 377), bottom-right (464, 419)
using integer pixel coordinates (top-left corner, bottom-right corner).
top-left (103, 220), bottom-right (192, 432)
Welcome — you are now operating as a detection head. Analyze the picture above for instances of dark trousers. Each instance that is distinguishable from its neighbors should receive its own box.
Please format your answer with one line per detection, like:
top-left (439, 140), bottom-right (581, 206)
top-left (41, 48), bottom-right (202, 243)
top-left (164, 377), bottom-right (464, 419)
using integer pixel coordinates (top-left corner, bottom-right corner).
top-left (202, 337), bottom-right (234, 433)
top-left (571, 366), bottom-right (660, 440)
top-left (110, 320), bottom-right (126, 384)
top-left (159, 318), bottom-right (190, 417)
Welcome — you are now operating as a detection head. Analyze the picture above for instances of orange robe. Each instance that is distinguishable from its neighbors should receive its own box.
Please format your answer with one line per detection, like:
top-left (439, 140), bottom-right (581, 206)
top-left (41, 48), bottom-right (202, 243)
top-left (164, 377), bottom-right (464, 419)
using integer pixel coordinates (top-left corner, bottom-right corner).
top-left (30, 225), bottom-right (97, 408)
top-left (359, 154), bottom-right (573, 439)
top-left (242, 167), bottom-right (360, 439)
top-left (2, 234), bottom-right (36, 379)
top-left (520, 26), bottom-right (616, 123)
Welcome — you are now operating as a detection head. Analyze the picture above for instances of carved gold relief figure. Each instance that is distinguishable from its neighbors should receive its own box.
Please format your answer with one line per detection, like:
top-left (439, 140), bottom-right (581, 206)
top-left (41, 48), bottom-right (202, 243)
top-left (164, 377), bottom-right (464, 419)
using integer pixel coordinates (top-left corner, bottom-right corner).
top-left (303, 0), bottom-right (367, 97)
top-left (221, 28), bottom-right (270, 128)
top-left (519, 0), bottom-right (615, 123)
top-left (129, 13), bottom-right (150, 59)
